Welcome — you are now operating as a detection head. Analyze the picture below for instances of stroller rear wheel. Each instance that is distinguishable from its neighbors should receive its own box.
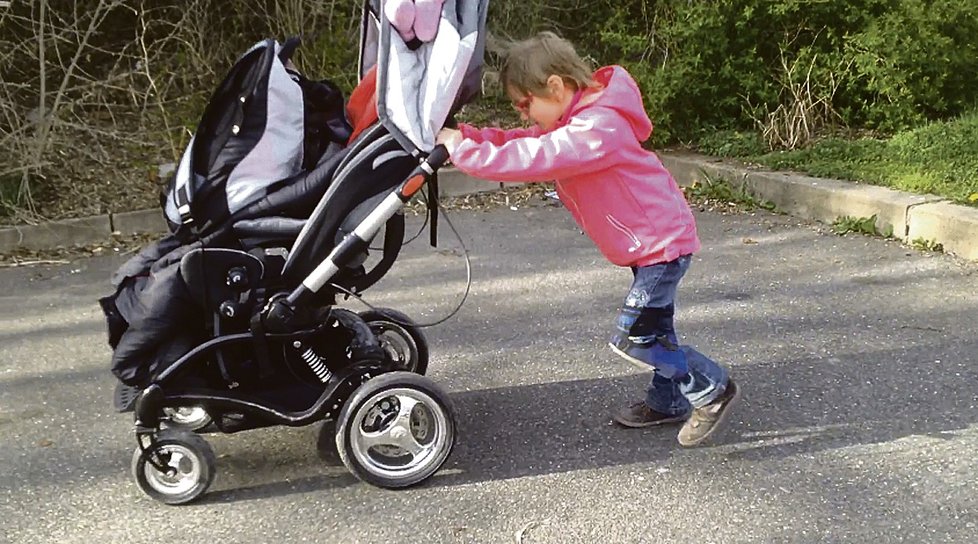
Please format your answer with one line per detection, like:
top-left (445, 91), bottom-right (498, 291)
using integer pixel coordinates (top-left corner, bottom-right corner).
top-left (336, 372), bottom-right (455, 488)
top-left (162, 406), bottom-right (213, 432)
top-left (359, 308), bottom-right (429, 375)
top-left (131, 429), bottom-right (216, 505)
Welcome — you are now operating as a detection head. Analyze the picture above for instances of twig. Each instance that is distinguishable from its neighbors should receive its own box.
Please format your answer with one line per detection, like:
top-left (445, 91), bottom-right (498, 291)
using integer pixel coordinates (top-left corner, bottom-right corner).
top-left (32, 0), bottom-right (124, 178)
top-left (0, 259), bottom-right (70, 268)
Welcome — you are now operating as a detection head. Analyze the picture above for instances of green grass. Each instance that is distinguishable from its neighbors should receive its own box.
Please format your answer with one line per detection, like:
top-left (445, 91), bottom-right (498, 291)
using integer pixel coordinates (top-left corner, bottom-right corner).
top-left (684, 171), bottom-right (777, 212)
top-left (746, 110), bottom-right (978, 207)
top-left (831, 214), bottom-right (893, 238)
top-left (695, 129), bottom-right (769, 158)
top-left (910, 237), bottom-right (944, 253)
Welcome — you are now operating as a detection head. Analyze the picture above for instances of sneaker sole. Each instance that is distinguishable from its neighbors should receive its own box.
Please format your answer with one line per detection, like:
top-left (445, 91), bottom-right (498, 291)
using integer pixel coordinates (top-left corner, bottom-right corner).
top-left (677, 381), bottom-right (741, 448)
top-left (612, 413), bottom-right (689, 429)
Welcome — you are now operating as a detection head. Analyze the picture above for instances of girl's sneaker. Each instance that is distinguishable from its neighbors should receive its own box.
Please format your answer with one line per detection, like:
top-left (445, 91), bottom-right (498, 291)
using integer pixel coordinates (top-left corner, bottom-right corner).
top-left (677, 379), bottom-right (740, 447)
top-left (613, 401), bottom-right (689, 428)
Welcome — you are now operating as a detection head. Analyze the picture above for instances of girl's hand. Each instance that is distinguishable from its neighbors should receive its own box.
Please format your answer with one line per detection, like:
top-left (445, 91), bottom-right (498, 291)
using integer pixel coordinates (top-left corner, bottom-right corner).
top-left (436, 128), bottom-right (462, 152)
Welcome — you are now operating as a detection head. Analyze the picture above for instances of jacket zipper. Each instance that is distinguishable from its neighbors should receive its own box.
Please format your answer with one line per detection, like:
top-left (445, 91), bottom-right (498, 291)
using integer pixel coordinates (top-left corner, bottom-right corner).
top-left (606, 214), bottom-right (642, 253)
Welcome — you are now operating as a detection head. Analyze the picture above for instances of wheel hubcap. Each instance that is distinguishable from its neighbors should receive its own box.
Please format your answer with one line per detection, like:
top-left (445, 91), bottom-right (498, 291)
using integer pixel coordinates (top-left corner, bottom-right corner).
top-left (143, 444), bottom-right (201, 496)
top-left (164, 406), bottom-right (210, 429)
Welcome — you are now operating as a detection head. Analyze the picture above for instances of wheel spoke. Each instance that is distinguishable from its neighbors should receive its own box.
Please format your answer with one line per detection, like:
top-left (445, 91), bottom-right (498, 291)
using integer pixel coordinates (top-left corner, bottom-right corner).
top-left (393, 396), bottom-right (420, 428)
top-left (358, 427), bottom-right (398, 451)
top-left (393, 432), bottom-right (425, 457)
top-left (168, 451), bottom-right (186, 473)
top-left (358, 396), bottom-right (426, 456)
top-left (390, 396), bottom-right (425, 456)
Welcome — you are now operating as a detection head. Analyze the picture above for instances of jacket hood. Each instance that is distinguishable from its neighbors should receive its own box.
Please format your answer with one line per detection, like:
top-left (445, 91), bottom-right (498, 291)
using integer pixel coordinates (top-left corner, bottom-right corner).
top-left (574, 65), bottom-right (653, 142)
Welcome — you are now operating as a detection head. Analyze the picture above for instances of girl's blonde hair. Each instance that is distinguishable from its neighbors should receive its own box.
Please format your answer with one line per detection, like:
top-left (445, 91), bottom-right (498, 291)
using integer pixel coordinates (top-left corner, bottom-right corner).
top-left (498, 31), bottom-right (595, 96)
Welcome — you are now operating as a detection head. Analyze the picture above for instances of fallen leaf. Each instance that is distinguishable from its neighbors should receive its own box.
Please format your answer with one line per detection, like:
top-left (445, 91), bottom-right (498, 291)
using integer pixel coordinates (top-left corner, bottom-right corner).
top-left (38, 439), bottom-right (53, 447)
top-left (742, 237), bottom-right (757, 245)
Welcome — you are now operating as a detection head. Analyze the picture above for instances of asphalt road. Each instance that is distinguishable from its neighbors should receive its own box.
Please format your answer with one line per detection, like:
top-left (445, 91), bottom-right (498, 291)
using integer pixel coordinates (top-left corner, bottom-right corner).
top-left (1, 200), bottom-right (976, 544)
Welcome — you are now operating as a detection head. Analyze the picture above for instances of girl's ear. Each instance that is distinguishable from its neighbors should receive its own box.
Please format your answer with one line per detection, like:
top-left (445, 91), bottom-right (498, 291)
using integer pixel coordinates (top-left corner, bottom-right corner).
top-left (546, 75), bottom-right (566, 97)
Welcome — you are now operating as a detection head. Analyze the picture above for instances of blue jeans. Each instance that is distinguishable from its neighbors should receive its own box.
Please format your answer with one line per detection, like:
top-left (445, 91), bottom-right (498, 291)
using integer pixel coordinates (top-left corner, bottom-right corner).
top-left (609, 255), bottom-right (729, 416)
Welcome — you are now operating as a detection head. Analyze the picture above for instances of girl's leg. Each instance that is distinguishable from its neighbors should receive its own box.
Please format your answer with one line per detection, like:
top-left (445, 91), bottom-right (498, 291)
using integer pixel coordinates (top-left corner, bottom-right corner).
top-left (678, 345), bottom-right (728, 407)
top-left (646, 372), bottom-right (692, 417)
top-left (610, 256), bottom-right (692, 426)
top-left (610, 256), bottom-right (738, 440)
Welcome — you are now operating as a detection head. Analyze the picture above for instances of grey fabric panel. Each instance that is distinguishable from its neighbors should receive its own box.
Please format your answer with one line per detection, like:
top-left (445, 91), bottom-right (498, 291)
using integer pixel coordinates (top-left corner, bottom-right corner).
top-left (164, 135), bottom-right (196, 225)
top-left (225, 43), bottom-right (306, 215)
top-left (233, 217), bottom-right (306, 238)
top-left (373, 0), bottom-right (489, 151)
top-left (455, 0), bottom-right (490, 110)
top-left (359, 1), bottom-right (381, 78)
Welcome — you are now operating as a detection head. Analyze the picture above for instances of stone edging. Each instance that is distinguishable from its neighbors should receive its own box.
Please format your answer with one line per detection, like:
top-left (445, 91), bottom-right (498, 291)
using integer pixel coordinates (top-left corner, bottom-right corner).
top-left (0, 169), bottom-right (503, 254)
top-left (659, 152), bottom-right (978, 262)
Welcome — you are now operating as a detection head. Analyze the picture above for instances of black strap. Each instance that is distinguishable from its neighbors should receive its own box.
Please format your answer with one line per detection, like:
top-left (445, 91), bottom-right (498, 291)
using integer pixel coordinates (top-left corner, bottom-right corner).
top-left (428, 172), bottom-right (439, 247)
top-left (350, 214), bottom-right (405, 293)
top-left (175, 183), bottom-right (194, 226)
top-left (249, 310), bottom-right (275, 378)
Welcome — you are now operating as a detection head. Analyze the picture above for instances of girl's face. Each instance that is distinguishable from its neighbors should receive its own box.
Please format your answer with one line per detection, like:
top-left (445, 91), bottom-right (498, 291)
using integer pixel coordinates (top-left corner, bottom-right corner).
top-left (507, 77), bottom-right (574, 131)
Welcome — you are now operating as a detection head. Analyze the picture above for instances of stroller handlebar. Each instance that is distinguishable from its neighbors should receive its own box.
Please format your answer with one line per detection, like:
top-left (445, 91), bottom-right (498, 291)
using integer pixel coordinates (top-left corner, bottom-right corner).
top-left (425, 145), bottom-right (450, 170)
top-left (395, 144), bottom-right (450, 202)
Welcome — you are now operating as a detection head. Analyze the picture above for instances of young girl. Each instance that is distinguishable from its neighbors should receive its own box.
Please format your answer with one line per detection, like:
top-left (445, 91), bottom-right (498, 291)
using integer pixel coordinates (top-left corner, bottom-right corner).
top-left (436, 32), bottom-right (740, 447)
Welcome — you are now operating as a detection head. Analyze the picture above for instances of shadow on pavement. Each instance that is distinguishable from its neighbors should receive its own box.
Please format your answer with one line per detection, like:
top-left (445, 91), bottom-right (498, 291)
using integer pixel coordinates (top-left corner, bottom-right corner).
top-left (201, 336), bottom-right (978, 502)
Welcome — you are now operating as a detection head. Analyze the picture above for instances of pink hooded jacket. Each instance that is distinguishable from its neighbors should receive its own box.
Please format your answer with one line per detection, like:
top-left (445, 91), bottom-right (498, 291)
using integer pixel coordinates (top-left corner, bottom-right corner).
top-left (449, 65), bottom-right (701, 267)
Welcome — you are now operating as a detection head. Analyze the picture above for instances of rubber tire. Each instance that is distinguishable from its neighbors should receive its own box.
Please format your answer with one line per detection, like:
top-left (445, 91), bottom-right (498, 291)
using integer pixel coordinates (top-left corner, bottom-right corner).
top-left (131, 429), bottom-right (217, 505)
top-left (335, 371), bottom-right (456, 488)
top-left (359, 308), bottom-right (429, 375)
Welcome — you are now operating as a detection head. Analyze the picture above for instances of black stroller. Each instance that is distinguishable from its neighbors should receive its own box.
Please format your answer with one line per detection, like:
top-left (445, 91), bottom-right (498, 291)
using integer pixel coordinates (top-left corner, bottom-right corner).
top-left (99, 0), bottom-right (489, 504)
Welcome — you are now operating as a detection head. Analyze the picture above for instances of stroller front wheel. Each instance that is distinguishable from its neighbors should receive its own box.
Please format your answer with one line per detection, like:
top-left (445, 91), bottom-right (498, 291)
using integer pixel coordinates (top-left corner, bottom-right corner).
top-left (131, 429), bottom-right (216, 505)
top-left (336, 372), bottom-right (455, 488)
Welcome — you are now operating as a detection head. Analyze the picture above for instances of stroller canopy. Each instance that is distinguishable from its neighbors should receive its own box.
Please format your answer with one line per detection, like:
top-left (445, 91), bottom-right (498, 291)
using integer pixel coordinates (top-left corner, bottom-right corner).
top-left (362, 0), bottom-right (489, 152)
top-left (164, 0), bottom-right (489, 239)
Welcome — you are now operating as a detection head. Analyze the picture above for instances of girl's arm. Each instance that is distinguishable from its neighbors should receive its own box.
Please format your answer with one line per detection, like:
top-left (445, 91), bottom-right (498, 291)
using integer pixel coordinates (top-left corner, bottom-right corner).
top-left (457, 123), bottom-right (542, 145)
top-left (447, 110), bottom-right (627, 182)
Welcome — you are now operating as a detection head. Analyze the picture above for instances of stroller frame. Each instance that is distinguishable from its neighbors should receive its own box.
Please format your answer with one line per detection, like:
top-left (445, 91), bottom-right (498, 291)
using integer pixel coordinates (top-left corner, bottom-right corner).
top-left (127, 147), bottom-right (455, 504)
top-left (116, 0), bottom-right (490, 504)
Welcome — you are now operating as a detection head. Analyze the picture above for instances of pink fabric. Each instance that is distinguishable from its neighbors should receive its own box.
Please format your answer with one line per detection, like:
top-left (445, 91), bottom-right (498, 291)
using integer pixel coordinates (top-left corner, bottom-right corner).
top-left (451, 66), bottom-right (701, 267)
top-left (384, 0), bottom-right (443, 43)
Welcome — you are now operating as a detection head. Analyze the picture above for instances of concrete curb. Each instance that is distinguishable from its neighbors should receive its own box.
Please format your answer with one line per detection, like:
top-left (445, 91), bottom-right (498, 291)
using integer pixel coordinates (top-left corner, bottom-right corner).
top-left (659, 152), bottom-right (978, 262)
top-left (0, 168), bottom-right (503, 254)
top-left (1, 158), bottom-right (975, 262)
top-left (0, 215), bottom-right (112, 252)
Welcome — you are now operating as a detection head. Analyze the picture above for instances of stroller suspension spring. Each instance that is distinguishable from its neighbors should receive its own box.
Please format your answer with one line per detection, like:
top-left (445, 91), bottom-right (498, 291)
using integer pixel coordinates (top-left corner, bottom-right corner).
top-left (295, 342), bottom-right (332, 383)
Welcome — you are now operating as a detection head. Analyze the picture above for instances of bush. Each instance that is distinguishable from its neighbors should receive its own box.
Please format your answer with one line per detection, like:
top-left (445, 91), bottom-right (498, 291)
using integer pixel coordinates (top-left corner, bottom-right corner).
top-left (695, 130), bottom-right (768, 158)
top-left (845, 1), bottom-right (978, 131)
top-left (507, 0), bottom-right (978, 145)
top-left (0, 0), bottom-right (361, 221)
